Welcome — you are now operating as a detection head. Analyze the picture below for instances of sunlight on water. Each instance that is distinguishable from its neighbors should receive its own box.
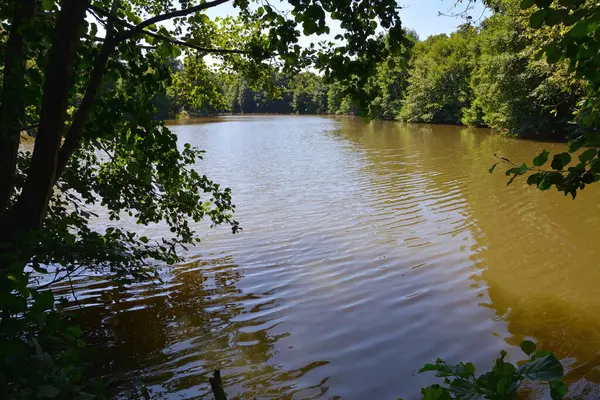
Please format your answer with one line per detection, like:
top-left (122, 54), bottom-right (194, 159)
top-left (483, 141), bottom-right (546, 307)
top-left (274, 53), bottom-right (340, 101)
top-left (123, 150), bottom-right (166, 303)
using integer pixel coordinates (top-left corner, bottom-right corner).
top-left (54, 116), bottom-right (600, 399)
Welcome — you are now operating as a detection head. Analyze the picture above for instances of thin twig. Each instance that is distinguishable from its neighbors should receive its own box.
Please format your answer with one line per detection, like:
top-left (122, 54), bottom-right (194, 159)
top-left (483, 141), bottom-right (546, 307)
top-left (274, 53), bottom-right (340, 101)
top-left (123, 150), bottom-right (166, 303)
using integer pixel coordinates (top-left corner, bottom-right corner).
top-left (87, 4), bottom-right (248, 55)
top-left (121, 0), bottom-right (231, 41)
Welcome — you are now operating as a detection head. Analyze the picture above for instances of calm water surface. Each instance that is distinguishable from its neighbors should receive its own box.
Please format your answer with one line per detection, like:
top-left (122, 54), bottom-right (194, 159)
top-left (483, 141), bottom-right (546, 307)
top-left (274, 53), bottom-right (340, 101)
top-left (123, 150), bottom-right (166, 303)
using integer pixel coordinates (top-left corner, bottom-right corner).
top-left (56, 116), bottom-right (600, 399)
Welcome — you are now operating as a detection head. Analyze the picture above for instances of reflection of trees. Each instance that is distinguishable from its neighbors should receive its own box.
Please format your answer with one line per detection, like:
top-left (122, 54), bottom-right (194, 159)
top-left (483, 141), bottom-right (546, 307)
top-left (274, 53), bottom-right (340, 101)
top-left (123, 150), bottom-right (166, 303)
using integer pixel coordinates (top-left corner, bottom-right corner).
top-left (334, 120), bottom-right (600, 390)
top-left (63, 120), bottom-right (600, 397)
top-left (482, 284), bottom-right (600, 385)
top-left (66, 257), bottom-right (330, 399)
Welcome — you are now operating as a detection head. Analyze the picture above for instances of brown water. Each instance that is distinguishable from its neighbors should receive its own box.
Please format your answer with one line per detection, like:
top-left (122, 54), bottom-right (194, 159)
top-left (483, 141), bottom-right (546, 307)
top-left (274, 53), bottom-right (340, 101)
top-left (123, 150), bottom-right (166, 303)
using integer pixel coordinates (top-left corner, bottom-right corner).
top-left (55, 116), bottom-right (600, 399)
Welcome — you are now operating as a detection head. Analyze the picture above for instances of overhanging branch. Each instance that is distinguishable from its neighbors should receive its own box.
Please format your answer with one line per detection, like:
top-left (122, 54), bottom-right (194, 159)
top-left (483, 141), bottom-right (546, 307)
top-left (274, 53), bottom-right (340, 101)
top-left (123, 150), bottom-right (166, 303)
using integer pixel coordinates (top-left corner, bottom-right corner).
top-left (88, 4), bottom-right (248, 55)
top-left (146, 31), bottom-right (248, 55)
top-left (121, 0), bottom-right (231, 41)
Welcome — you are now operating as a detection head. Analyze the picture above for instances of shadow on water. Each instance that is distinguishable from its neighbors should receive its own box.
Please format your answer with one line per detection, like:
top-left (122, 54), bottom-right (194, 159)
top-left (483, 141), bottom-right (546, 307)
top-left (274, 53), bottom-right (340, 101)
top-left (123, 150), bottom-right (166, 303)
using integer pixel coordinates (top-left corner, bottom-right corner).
top-left (335, 119), bottom-right (600, 397)
top-left (54, 257), bottom-right (331, 399)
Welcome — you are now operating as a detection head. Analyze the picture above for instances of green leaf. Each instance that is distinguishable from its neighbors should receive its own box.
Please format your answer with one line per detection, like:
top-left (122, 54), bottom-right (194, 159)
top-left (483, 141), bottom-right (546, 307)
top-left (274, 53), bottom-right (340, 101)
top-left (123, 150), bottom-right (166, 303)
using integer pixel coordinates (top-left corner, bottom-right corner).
top-left (549, 380), bottom-right (568, 400)
top-left (551, 153), bottom-right (572, 170)
top-left (464, 362), bottom-right (476, 375)
top-left (533, 150), bottom-right (549, 167)
top-left (538, 177), bottom-right (553, 190)
top-left (37, 385), bottom-right (60, 398)
top-left (520, 0), bottom-right (536, 9)
top-left (530, 9), bottom-right (548, 29)
top-left (388, 59), bottom-right (396, 69)
top-left (421, 385), bottom-right (452, 400)
top-left (517, 354), bottom-right (564, 381)
top-left (520, 340), bottom-right (537, 356)
top-left (545, 9), bottom-right (568, 26)
top-left (545, 42), bottom-right (562, 64)
top-left (494, 360), bottom-right (516, 376)
top-left (0, 292), bottom-right (26, 313)
top-left (489, 163), bottom-right (498, 174)
top-left (527, 173), bottom-right (542, 186)
top-left (450, 379), bottom-right (485, 399)
top-left (66, 325), bottom-right (83, 338)
top-left (420, 361), bottom-right (474, 379)
top-left (33, 290), bottom-right (54, 312)
top-left (419, 363), bottom-right (451, 376)
top-left (41, 0), bottom-right (54, 11)
top-left (583, 171), bottom-right (595, 184)
top-left (579, 148), bottom-right (597, 163)
top-left (568, 137), bottom-right (585, 153)
top-left (569, 20), bottom-right (590, 38)
top-left (505, 163), bottom-right (528, 176)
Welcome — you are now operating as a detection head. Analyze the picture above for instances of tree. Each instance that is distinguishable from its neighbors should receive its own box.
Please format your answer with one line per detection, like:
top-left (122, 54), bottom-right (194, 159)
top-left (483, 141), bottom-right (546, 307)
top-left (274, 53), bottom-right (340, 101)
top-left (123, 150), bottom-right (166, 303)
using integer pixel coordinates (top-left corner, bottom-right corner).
top-left (491, 0), bottom-right (600, 197)
top-left (0, 0), bottom-right (406, 275)
top-left (398, 25), bottom-right (479, 124)
top-left (290, 72), bottom-right (323, 114)
top-left (327, 83), bottom-right (345, 114)
top-left (167, 53), bottom-right (226, 118)
top-left (364, 30), bottom-right (417, 120)
top-left (463, 0), bottom-right (584, 138)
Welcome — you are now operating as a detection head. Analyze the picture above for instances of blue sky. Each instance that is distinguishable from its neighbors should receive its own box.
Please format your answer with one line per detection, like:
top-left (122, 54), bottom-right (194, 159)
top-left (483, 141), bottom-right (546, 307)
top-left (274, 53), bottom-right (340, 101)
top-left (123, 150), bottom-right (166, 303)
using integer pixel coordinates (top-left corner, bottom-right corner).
top-left (202, 0), bottom-right (490, 41)
top-left (398, 0), bottom-right (489, 39)
top-left (90, 0), bottom-right (489, 42)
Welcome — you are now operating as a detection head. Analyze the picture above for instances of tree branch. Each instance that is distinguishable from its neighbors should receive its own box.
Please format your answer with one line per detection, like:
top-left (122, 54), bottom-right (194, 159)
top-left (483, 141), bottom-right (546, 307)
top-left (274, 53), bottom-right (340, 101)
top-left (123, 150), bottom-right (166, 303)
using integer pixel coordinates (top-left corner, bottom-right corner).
top-left (88, 4), bottom-right (247, 55)
top-left (56, 0), bottom-right (122, 179)
top-left (121, 0), bottom-right (231, 41)
top-left (145, 30), bottom-right (248, 54)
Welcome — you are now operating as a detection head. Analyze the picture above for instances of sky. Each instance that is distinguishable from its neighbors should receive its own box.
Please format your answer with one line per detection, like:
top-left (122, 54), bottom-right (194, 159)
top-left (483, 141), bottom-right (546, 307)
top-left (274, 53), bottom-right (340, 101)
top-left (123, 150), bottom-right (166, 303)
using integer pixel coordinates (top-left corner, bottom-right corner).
top-left (201, 0), bottom-right (490, 42)
top-left (90, 0), bottom-right (490, 42)
top-left (398, 0), bottom-right (489, 39)
top-left (85, 0), bottom-right (490, 64)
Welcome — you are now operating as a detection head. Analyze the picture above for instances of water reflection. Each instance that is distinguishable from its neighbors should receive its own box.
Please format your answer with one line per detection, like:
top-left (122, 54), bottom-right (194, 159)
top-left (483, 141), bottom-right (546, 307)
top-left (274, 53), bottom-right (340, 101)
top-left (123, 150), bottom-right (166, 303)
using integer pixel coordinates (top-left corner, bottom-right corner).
top-left (54, 257), bottom-right (330, 399)
top-left (55, 116), bottom-right (600, 399)
top-left (335, 119), bottom-right (600, 396)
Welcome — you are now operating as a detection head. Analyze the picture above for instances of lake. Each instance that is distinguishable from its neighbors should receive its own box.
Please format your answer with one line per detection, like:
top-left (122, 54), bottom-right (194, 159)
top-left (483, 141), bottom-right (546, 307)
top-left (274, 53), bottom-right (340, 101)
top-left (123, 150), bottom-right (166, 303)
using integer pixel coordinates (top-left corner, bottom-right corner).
top-left (57, 116), bottom-right (600, 399)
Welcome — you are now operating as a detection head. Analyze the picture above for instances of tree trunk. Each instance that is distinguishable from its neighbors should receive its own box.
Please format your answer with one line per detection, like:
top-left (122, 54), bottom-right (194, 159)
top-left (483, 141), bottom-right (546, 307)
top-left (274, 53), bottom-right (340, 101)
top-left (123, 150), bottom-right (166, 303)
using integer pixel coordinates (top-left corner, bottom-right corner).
top-left (56, 0), bottom-right (121, 179)
top-left (3, 0), bottom-right (91, 235)
top-left (209, 370), bottom-right (227, 400)
top-left (0, 0), bottom-right (36, 215)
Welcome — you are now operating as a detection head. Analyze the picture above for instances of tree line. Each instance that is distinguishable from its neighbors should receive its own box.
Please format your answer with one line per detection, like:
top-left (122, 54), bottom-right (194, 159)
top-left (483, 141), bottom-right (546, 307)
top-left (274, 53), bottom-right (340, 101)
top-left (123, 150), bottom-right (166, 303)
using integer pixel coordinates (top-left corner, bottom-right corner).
top-left (162, 0), bottom-right (591, 142)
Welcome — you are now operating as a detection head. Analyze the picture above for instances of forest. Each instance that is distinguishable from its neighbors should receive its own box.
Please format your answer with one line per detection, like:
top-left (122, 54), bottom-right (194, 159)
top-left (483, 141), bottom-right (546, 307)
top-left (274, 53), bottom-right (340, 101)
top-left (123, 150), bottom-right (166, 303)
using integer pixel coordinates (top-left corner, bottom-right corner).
top-left (160, 0), bottom-right (589, 142)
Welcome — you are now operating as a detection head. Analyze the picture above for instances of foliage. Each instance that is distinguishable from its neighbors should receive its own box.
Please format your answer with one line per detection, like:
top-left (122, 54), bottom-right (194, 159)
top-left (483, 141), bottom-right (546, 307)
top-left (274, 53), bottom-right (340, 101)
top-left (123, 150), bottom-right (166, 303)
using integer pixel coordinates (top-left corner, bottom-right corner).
top-left (166, 54), bottom-right (226, 118)
top-left (464, 0), bottom-right (584, 138)
top-left (414, 341), bottom-right (566, 400)
top-left (398, 25), bottom-right (479, 124)
top-left (0, 270), bottom-right (103, 398)
top-left (290, 72), bottom-right (328, 114)
top-left (487, 0), bottom-right (600, 193)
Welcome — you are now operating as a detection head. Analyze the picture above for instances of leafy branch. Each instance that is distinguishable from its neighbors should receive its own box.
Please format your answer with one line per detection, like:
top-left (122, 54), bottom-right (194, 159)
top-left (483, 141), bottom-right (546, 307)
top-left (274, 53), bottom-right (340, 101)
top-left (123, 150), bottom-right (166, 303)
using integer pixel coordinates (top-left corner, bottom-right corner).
top-left (413, 341), bottom-right (567, 400)
top-left (120, 0), bottom-right (232, 41)
top-left (87, 4), bottom-right (249, 55)
top-left (490, 136), bottom-right (600, 199)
